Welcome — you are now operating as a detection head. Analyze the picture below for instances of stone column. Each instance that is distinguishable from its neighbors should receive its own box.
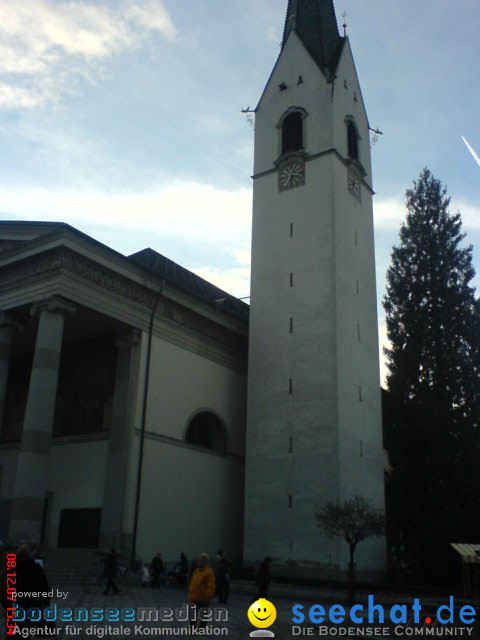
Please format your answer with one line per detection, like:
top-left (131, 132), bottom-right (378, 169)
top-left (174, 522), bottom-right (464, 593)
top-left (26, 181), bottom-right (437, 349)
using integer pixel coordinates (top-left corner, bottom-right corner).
top-left (99, 330), bottom-right (140, 557)
top-left (9, 297), bottom-right (75, 544)
top-left (0, 312), bottom-right (22, 436)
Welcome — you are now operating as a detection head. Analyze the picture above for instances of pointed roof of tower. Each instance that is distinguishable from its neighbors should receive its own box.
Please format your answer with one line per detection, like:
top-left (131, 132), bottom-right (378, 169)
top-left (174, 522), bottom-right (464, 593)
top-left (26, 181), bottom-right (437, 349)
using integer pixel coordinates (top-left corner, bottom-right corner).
top-left (282, 0), bottom-right (345, 76)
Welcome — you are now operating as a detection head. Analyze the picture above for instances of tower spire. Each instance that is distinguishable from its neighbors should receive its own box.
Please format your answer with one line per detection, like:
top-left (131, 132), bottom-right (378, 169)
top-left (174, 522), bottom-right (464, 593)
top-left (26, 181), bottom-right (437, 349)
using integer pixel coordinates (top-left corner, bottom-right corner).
top-left (282, 0), bottom-right (344, 75)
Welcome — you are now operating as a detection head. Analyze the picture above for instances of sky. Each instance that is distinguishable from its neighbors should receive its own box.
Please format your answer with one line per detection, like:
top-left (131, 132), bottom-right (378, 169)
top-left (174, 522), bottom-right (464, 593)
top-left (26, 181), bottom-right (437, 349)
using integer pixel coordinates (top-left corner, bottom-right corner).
top-left (0, 0), bottom-right (479, 383)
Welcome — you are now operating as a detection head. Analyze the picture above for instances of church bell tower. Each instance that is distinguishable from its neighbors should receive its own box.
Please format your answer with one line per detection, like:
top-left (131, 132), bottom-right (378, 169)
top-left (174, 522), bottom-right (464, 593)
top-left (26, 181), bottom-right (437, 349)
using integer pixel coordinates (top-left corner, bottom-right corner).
top-left (244, 0), bottom-right (385, 577)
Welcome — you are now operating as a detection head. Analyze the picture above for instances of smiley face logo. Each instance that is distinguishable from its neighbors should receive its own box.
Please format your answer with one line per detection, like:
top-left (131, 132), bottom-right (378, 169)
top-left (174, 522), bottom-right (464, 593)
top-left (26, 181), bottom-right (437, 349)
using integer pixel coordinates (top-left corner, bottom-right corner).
top-left (247, 598), bottom-right (277, 629)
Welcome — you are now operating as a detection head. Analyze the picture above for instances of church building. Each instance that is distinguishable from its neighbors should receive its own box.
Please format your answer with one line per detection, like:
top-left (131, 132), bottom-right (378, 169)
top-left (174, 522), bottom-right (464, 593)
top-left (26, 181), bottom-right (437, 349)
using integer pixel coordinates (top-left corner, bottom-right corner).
top-left (0, 0), bottom-right (385, 579)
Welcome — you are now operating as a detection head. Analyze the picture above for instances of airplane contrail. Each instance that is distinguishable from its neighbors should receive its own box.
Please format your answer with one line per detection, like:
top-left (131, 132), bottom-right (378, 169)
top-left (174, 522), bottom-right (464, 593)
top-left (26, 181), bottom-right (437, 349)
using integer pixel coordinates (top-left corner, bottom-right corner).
top-left (462, 135), bottom-right (480, 168)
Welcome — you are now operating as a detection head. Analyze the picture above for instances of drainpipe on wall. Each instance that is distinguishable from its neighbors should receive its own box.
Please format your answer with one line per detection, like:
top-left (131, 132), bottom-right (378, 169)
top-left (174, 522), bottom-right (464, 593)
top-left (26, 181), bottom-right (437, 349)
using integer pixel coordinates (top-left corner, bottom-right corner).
top-left (131, 280), bottom-right (164, 568)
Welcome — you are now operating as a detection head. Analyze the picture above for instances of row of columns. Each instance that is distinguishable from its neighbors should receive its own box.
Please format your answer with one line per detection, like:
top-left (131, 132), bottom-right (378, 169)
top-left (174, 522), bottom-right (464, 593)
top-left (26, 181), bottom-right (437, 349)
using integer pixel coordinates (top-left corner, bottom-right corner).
top-left (1, 297), bottom-right (139, 553)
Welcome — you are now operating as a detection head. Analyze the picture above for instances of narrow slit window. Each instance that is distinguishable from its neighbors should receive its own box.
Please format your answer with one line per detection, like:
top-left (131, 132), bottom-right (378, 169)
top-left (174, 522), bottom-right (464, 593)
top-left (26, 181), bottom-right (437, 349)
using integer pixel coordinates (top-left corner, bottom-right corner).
top-left (289, 378), bottom-right (293, 394)
top-left (290, 222), bottom-right (293, 237)
top-left (290, 273), bottom-right (293, 287)
top-left (289, 317), bottom-right (293, 333)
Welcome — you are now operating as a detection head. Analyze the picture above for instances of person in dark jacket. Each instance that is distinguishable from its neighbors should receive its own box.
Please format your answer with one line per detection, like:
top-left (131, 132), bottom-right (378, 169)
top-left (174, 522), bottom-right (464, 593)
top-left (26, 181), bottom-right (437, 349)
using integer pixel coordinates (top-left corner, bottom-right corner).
top-left (255, 556), bottom-right (271, 599)
top-left (150, 552), bottom-right (164, 588)
top-left (102, 548), bottom-right (120, 595)
top-left (214, 551), bottom-right (231, 604)
top-left (0, 544), bottom-right (53, 636)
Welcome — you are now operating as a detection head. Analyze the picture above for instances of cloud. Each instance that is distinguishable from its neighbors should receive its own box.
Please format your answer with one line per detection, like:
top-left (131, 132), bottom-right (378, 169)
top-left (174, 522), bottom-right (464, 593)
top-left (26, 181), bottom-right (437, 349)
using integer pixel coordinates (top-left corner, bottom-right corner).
top-left (0, 181), bottom-right (251, 240)
top-left (233, 249), bottom-right (251, 267)
top-left (0, 0), bottom-right (175, 108)
top-left (373, 196), bottom-right (404, 231)
top-left (452, 200), bottom-right (480, 232)
top-left (0, 180), bottom-right (253, 292)
top-left (374, 195), bottom-right (480, 234)
top-left (192, 266), bottom-right (250, 299)
top-left (266, 25), bottom-right (280, 46)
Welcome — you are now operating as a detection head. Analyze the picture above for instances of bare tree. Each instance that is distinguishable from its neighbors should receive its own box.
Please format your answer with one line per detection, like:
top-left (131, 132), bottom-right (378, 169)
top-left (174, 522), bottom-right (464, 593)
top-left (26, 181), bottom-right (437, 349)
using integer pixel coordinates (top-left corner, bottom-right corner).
top-left (315, 496), bottom-right (385, 603)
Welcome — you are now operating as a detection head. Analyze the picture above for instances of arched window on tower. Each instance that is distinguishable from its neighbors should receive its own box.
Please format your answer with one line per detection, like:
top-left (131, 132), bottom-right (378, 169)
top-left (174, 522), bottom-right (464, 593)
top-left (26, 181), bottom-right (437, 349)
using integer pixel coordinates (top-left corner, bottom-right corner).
top-left (185, 411), bottom-right (227, 453)
top-left (347, 121), bottom-right (359, 160)
top-left (282, 111), bottom-right (303, 154)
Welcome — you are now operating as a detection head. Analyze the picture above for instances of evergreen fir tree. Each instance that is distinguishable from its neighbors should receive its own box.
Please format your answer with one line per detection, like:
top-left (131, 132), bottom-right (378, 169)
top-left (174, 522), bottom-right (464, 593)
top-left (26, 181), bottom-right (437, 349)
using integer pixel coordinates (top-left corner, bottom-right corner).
top-left (383, 168), bottom-right (480, 583)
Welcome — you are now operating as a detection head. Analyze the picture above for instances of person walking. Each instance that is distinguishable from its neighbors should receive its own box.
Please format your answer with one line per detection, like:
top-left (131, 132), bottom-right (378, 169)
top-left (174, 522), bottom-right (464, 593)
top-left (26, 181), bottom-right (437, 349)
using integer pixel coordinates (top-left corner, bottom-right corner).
top-left (214, 551), bottom-right (230, 604)
top-left (150, 552), bottom-right (164, 588)
top-left (254, 556), bottom-right (271, 600)
top-left (102, 548), bottom-right (120, 595)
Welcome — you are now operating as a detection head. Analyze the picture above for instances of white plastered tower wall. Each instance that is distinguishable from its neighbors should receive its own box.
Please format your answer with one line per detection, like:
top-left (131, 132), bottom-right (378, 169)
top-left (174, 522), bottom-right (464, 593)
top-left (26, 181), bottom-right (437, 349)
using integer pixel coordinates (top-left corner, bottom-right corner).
top-left (332, 40), bottom-right (385, 573)
top-left (244, 16), bottom-right (385, 577)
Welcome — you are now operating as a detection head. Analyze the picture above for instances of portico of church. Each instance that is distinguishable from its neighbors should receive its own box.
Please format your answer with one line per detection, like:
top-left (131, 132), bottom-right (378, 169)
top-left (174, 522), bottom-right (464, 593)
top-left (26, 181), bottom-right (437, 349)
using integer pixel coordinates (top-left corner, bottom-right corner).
top-left (0, 222), bottom-right (248, 564)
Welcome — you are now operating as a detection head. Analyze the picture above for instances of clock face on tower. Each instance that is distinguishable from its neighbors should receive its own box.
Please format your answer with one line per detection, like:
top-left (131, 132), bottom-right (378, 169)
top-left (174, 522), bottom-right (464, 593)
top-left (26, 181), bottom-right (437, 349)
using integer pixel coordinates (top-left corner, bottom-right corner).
top-left (278, 161), bottom-right (305, 192)
top-left (348, 168), bottom-right (361, 203)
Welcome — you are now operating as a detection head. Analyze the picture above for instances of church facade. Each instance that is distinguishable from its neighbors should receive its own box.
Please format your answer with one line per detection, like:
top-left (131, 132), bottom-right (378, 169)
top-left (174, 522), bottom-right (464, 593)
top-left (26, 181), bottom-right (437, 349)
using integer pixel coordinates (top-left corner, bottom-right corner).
top-left (0, 223), bottom-right (248, 564)
top-left (0, 0), bottom-right (385, 578)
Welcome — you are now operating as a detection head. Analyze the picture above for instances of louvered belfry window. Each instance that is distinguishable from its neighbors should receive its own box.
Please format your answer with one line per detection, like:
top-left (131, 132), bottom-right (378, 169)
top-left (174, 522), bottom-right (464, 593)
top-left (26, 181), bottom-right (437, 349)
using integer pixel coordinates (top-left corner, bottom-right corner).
top-left (282, 111), bottom-right (303, 153)
top-left (347, 121), bottom-right (359, 160)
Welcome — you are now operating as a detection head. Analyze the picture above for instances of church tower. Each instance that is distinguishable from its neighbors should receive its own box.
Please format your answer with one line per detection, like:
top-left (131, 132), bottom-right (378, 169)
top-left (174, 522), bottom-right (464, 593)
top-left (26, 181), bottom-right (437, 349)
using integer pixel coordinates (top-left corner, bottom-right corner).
top-left (244, 0), bottom-right (385, 577)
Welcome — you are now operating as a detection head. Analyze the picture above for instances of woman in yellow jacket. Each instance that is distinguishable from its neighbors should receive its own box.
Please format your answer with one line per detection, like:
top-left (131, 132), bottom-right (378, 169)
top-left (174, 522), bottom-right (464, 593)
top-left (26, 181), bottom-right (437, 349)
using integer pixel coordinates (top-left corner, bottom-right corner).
top-left (188, 553), bottom-right (216, 629)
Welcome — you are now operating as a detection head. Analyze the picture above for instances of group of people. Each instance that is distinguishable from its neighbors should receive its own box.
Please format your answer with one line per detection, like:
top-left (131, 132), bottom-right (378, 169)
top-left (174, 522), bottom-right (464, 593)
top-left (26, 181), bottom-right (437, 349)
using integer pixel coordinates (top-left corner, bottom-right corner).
top-left (141, 549), bottom-right (232, 601)
top-left (141, 551), bottom-right (190, 587)
top-left (137, 549), bottom-right (232, 630)
top-left (0, 541), bottom-right (272, 634)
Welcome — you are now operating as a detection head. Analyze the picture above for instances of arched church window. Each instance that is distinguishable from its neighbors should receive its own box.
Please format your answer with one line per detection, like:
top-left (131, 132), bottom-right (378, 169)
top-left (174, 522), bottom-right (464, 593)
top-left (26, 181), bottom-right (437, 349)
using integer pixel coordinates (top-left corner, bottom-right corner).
top-left (282, 111), bottom-right (303, 153)
top-left (185, 411), bottom-right (227, 453)
top-left (347, 121), bottom-right (359, 160)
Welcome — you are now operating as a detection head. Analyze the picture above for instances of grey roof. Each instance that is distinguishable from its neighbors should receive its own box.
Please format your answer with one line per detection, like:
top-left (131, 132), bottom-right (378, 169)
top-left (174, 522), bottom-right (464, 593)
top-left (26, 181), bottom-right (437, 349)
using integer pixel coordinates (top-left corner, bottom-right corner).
top-left (128, 248), bottom-right (249, 322)
top-left (0, 221), bottom-right (249, 324)
top-left (282, 0), bottom-right (345, 76)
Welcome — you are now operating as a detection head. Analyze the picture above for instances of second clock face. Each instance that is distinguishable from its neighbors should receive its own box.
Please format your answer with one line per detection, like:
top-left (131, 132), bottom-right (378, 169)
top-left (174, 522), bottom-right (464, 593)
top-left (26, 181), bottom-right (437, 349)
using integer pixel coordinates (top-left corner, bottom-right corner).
top-left (278, 161), bottom-right (305, 191)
